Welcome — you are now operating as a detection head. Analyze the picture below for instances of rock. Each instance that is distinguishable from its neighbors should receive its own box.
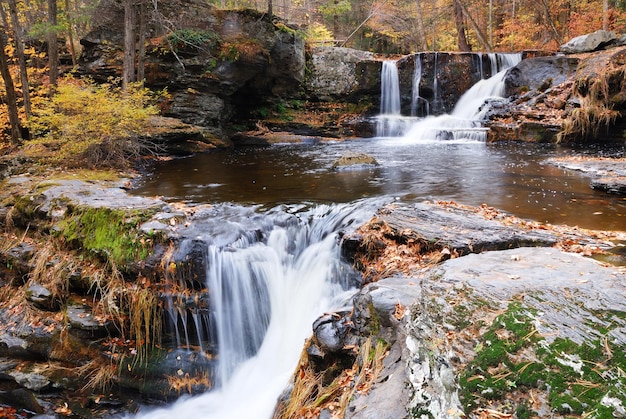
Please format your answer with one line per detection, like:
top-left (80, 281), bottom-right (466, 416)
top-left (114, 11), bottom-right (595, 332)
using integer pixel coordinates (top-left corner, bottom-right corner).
top-left (591, 177), bottom-right (626, 194)
top-left (140, 116), bottom-right (228, 155)
top-left (26, 283), bottom-right (58, 311)
top-left (307, 47), bottom-right (376, 101)
top-left (312, 312), bottom-right (353, 353)
top-left (0, 334), bottom-right (30, 358)
top-left (504, 55), bottom-right (579, 96)
top-left (66, 303), bottom-right (114, 339)
top-left (9, 371), bottom-right (50, 391)
top-left (1, 388), bottom-right (44, 414)
top-left (547, 156), bottom-right (626, 195)
top-left (348, 202), bottom-right (559, 259)
top-left (331, 152), bottom-right (379, 170)
top-left (78, 6), bottom-right (306, 140)
top-left (560, 29), bottom-right (618, 54)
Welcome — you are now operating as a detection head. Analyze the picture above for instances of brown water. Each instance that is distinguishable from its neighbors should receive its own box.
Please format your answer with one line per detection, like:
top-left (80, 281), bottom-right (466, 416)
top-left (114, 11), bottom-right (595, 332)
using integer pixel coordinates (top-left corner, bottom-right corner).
top-left (132, 139), bottom-right (626, 231)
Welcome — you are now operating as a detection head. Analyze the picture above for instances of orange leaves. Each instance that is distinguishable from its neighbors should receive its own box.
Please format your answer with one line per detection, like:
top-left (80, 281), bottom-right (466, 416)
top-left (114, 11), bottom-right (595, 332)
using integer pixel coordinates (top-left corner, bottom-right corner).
top-left (0, 407), bottom-right (18, 419)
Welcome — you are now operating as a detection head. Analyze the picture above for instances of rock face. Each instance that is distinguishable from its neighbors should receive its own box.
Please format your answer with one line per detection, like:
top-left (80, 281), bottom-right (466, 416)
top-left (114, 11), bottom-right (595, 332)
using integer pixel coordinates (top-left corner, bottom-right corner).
top-left (307, 47), bottom-right (376, 101)
top-left (487, 45), bottom-right (626, 143)
top-left (78, 5), bottom-right (306, 141)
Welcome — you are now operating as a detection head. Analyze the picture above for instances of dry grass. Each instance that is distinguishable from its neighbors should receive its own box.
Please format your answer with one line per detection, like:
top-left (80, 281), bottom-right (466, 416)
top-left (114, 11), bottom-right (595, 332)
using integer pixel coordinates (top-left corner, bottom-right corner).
top-left (558, 67), bottom-right (626, 143)
top-left (167, 371), bottom-right (212, 395)
top-left (275, 337), bottom-right (389, 419)
top-left (125, 284), bottom-right (162, 365)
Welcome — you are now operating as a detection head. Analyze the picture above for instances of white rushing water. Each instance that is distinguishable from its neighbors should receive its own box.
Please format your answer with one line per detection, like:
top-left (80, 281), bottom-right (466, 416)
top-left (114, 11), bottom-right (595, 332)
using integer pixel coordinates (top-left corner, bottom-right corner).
top-left (133, 202), bottom-right (376, 419)
top-left (376, 60), bottom-right (408, 137)
top-left (375, 52), bottom-right (522, 141)
top-left (401, 52), bottom-right (522, 143)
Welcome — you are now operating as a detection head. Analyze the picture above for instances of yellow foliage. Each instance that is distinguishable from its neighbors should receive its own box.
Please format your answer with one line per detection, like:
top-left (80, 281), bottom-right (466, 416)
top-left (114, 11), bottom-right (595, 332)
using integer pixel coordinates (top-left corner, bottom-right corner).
top-left (26, 77), bottom-right (161, 168)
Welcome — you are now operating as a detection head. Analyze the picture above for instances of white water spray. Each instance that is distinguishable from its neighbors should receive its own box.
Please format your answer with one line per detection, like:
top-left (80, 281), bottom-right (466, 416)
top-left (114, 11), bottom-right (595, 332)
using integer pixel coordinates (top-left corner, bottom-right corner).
top-left (410, 54), bottom-right (428, 117)
top-left (376, 60), bottom-right (409, 137)
top-left (133, 202), bottom-right (376, 419)
top-left (401, 52), bottom-right (522, 143)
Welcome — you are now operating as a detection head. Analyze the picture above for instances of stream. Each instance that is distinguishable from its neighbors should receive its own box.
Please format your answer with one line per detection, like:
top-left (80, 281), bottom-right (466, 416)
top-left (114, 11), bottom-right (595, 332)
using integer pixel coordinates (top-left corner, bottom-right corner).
top-left (129, 61), bottom-right (625, 418)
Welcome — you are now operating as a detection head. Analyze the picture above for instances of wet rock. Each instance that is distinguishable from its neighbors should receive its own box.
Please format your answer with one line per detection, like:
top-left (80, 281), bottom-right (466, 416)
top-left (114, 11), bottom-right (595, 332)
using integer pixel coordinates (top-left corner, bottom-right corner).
top-left (331, 152), bottom-right (379, 170)
top-left (548, 156), bottom-right (626, 195)
top-left (346, 202), bottom-right (559, 259)
top-left (26, 283), bottom-right (58, 311)
top-left (591, 177), bottom-right (626, 194)
top-left (66, 303), bottom-right (114, 339)
top-left (9, 371), bottom-right (50, 391)
top-left (560, 29), bottom-right (619, 54)
top-left (1, 388), bottom-right (44, 414)
top-left (3, 242), bottom-right (36, 280)
top-left (312, 312), bottom-right (354, 353)
top-left (0, 334), bottom-right (30, 358)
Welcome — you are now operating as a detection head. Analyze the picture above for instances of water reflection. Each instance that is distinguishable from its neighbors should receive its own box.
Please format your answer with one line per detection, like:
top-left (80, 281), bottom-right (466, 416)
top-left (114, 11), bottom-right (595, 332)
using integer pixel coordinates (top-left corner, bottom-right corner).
top-left (132, 140), bottom-right (626, 231)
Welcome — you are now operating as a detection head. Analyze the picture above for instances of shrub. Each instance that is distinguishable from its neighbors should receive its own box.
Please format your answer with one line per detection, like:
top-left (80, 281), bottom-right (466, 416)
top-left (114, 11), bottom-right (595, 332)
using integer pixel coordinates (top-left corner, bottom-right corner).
top-left (27, 77), bottom-right (161, 168)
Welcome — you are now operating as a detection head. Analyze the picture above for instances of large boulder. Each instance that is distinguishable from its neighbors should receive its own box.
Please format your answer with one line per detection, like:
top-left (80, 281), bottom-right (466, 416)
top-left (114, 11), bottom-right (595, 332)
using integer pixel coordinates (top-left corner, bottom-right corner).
top-left (503, 55), bottom-right (579, 96)
top-left (560, 29), bottom-right (619, 54)
top-left (307, 47), bottom-right (377, 101)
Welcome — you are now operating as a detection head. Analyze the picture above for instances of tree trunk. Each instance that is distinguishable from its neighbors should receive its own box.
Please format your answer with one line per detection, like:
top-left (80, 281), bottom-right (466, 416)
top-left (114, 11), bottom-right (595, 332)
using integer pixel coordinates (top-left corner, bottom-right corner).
top-left (123, 0), bottom-right (137, 90)
top-left (603, 0), bottom-right (609, 31)
top-left (0, 28), bottom-right (22, 145)
top-left (414, 0), bottom-right (428, 50)
top-left (8, 0), bottom-right (31, 118)
top-left (48, 0), bottom-right (58, 86)
top-left (64, 0), bottom-right (77, 66)
top-left (457, 0), bottom-right (491, 50)
top-left (137, 0), bottom-right (146, 83)
top-left (454, 0), bottom-right (471, 51)
top-left (268, 0), bottom-right (273, 19)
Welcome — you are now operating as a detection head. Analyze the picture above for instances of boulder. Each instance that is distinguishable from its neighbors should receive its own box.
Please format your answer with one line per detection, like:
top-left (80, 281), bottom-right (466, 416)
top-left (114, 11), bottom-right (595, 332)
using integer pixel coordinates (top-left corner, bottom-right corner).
top-left (307, 47), bottom-right (377, 101)
top-left (331, 152), bottom-right (378, 170)
top-left (504, 55), bottom-right (579, 96)
top-left (560, 29), bottom-right (619, 54)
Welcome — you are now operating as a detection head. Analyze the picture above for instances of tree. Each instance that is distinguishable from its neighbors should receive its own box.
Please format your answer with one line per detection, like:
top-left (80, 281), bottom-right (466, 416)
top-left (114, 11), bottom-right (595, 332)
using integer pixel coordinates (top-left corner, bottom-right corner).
top-left (0, 27), bottom-right (22, 145)
top-left (8, 0), bottom-right (32, 117)
top-left (454, 0), bottom-right (471, 51)
top-left (48, 0), bottom-right (59, 86)
top-left (122, 0), bottom-right (136, 90)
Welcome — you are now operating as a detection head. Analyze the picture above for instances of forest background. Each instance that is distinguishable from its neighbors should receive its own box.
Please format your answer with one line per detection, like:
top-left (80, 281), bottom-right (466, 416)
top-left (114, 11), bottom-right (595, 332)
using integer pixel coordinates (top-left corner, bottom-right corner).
top-left (0, 0), bottom-right (625, 149)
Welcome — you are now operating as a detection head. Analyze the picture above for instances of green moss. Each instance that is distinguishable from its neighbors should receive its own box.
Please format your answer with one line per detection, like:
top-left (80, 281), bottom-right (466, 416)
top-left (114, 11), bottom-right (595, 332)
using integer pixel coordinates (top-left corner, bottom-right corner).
top-left (459, 301), bottom-right (626, 417)
top-left (56, 206), bottom-right (157, 267)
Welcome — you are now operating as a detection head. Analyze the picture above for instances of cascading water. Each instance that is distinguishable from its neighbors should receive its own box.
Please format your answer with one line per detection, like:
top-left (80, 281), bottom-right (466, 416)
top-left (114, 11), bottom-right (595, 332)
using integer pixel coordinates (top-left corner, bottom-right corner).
top-left (133, 201), bottom-right (377, 419)
top-left (410, 53), bottom-right (428, 117)
top-left (401, 52), bottom-right (522, 143)
top-left (376, 60), bottom-right (408, 137)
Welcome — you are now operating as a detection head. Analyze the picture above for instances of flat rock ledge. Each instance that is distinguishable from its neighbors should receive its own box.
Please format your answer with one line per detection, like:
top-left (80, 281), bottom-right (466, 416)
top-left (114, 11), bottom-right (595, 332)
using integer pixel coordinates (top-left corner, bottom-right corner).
top-left (301, 201), bottom-right (626, 418)
top-left (547, 156), bottom-right (626, 195)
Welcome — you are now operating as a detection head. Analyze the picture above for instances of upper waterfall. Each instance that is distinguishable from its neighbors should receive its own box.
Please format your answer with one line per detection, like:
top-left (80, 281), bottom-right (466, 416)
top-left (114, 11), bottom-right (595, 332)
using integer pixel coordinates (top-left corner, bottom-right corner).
top-left (377, 52), bottom-right (522, 142)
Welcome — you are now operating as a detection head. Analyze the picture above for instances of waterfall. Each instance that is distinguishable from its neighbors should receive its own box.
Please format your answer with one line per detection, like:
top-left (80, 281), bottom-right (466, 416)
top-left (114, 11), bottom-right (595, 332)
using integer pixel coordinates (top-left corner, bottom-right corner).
top-left (401, 52), bottom-right (522, 143)
top-left (376, 60), bottom-right (409, 137)
top-left (133, 201), bottom-right (377, 419)
top-left (410, 54), bottom-right (428, 117)
top-left (379, 60), bottom-right (401, 115)
top-left (488, 52), bottom-right (523, 76)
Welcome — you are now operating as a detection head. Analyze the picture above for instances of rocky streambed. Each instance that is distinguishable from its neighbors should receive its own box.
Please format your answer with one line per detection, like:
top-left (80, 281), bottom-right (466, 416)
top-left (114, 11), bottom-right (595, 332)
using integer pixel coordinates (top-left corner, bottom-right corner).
top-left (0, 156), bottom-right (625, 418)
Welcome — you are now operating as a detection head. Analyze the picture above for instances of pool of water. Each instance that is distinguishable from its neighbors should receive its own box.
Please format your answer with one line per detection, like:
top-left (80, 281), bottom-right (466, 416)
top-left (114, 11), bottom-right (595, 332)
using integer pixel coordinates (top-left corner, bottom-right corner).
top-left (132, 139), bottom-right (626, 231)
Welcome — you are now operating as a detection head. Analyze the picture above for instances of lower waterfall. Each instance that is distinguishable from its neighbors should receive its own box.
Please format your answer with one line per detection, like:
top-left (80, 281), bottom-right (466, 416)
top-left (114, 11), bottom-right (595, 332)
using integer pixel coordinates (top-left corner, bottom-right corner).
top-left (133, 201), bottom-right (378, 419)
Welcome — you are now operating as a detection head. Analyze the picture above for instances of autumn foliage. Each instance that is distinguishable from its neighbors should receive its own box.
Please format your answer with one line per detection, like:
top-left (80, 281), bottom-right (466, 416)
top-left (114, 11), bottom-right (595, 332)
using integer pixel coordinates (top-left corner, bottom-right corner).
top-left (25, 77), bottom-right (161, 168)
